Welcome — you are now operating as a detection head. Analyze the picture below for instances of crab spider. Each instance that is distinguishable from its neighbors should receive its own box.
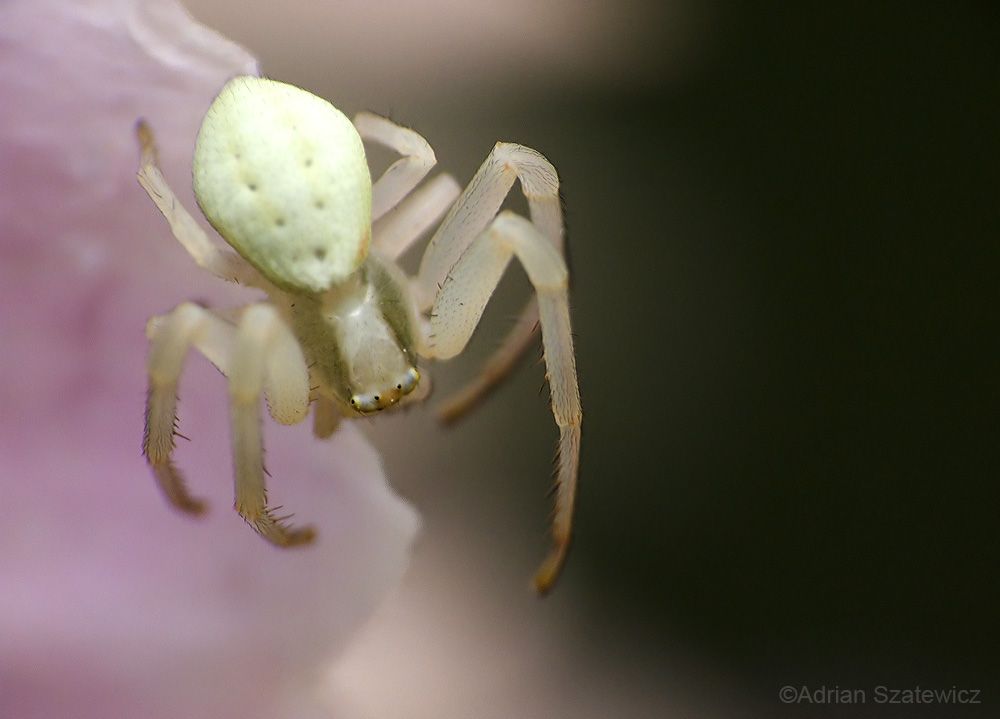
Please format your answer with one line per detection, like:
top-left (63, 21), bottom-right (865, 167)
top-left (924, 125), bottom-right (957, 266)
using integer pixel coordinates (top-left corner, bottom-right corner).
top-left (137, 76), bottom-right (581, 593)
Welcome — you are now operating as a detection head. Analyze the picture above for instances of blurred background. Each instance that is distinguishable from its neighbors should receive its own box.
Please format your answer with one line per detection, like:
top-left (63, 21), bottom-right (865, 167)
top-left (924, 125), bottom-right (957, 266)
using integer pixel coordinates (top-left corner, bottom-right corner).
top-left (183, 1), bottom-right (998, 716)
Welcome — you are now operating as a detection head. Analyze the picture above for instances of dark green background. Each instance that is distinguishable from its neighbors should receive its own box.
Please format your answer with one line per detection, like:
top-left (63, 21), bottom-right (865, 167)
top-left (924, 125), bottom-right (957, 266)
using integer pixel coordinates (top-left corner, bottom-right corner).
top-left (558, 1), bottom-right (1000, 703)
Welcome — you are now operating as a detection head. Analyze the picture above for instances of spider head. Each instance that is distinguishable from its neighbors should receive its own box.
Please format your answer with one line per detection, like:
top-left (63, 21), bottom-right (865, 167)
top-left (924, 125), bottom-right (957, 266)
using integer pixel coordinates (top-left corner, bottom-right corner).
top-left (349, 367), bottom-right (420, 413)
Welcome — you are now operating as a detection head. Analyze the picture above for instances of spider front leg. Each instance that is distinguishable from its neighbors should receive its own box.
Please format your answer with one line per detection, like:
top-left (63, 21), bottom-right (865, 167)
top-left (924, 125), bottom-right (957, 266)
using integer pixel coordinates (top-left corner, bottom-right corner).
top-left (145, 302), bottom-right (313, 522)
top-left (228, 304), bottom-right (315, 546)
top-left (427, 211), bottom-right (581, 593)
top-left (144, 302), bottom-right (238, 514)
top-left (417, 142), bottom-right (565, 421)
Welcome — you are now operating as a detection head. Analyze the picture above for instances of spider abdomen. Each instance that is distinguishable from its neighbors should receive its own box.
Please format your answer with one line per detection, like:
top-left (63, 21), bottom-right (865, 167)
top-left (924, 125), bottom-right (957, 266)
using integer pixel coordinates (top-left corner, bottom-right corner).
top-left (193, 76), bottom-right (372, 293)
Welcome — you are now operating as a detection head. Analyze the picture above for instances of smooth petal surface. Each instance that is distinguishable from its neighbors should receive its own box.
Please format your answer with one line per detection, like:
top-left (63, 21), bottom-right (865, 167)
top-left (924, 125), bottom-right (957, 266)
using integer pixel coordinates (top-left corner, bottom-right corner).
top-left (0, 2), bottom-right (418, 718)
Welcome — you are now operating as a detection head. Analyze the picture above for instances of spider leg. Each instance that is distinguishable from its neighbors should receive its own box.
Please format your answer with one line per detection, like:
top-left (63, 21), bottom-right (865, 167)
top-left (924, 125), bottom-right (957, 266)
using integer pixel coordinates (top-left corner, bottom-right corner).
top-left (428, 211), bottom-right (581, 594)
top-left (228, 304), bottom-right (314, 546)
top-left (436, 296), bottom-right (540, 424)
top-left (416, 142), bottom-right (565, 421)
top-left (145, 302), bottom-right (311, 515)
top-left (354, 112), bottom-right (438, 221)
top-left (311, 394), bottom-right (342, 439)
top-left (135, 121), bottom-right (267, 287)
top-left (144, 302), bottom-right (238, 514)
top-left (372, 173), bottom-right (460, 260)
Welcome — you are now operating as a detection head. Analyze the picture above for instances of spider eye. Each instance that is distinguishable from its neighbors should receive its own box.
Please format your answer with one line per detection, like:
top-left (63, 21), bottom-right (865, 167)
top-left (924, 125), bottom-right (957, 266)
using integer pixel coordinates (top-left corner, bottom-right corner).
top-left (396, 367), bottom-right (420, 396)
top-left (349, 393), bottom-right (382, 413)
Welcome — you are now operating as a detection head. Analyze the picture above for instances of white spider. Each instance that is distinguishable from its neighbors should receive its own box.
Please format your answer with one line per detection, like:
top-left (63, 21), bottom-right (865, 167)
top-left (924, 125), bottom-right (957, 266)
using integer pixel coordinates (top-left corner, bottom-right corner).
top-left (137, 76), bottom-right (581, 593)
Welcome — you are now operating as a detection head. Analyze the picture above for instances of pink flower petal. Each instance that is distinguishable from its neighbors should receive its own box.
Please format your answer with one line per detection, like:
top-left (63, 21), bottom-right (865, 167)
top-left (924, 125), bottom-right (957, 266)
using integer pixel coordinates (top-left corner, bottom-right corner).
top-left (0, 2), bottom-right (419, 717)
